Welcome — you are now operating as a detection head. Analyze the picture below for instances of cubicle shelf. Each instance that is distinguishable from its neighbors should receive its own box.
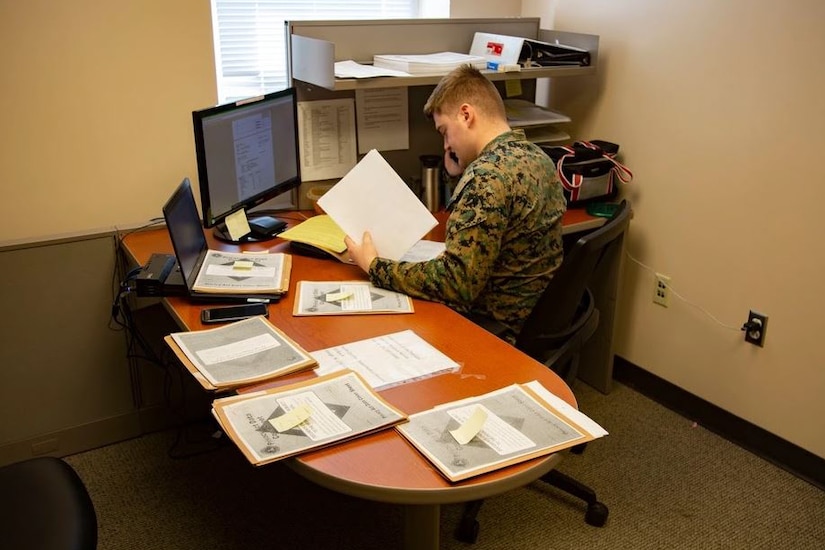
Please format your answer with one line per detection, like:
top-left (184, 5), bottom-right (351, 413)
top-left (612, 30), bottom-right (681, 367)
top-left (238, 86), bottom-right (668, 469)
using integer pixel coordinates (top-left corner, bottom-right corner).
top-left (287, 18), bottom-right (599, 91)
top-left (301, 65), bottom-right (596, 92)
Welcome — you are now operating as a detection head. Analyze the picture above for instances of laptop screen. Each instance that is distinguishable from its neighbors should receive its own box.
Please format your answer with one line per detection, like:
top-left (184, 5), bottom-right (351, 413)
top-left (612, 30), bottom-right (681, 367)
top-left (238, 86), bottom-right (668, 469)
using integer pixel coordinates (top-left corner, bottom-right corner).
top-left (162, 178), bottom-right (208, 288)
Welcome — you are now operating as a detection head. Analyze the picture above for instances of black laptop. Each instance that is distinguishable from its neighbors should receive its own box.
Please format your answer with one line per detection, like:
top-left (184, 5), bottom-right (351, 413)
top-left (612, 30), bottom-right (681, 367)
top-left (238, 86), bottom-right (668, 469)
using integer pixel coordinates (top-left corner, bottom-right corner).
top-left (162, 178), bottom-right (283, 303)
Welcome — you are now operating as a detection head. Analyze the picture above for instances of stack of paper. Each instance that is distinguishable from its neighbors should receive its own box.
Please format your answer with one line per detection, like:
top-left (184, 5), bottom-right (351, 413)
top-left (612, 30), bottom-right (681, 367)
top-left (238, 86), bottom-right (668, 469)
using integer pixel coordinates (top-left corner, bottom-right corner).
top-left (373, 52), bottom-right (487, 75)
top-left (504, 99), bottom-right (571, 144)
top-left (504, 99), bottom-right (571, 128)
top-left (309, 329), bottom-right (460, 391)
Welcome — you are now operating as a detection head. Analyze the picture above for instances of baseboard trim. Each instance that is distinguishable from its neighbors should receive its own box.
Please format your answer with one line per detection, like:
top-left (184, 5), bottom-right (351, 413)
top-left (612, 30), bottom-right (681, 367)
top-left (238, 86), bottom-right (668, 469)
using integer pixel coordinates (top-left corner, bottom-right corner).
top-left (0, 413), bottom-right (142, 467)
top-left (614, 356), bottom-right (825, 491)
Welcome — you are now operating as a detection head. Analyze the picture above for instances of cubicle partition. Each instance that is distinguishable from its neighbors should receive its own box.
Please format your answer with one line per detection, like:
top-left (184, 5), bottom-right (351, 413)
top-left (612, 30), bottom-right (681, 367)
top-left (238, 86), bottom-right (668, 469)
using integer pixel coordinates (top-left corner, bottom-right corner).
top-left (284, 18), bottom-right (599, 209)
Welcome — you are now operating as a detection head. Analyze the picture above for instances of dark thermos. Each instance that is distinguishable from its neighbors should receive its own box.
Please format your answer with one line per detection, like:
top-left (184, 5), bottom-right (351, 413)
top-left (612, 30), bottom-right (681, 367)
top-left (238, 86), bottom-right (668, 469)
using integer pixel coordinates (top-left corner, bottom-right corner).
top-left (420, 154), bottom-right (442, 212)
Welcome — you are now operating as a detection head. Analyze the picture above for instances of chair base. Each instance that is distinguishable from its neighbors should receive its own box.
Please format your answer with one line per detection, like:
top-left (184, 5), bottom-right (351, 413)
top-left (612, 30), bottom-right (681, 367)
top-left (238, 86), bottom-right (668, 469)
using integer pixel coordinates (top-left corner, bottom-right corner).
top-left (455, 469), bottom-right (609, 543)
top-left (541, 469), bottom-right (609, 527)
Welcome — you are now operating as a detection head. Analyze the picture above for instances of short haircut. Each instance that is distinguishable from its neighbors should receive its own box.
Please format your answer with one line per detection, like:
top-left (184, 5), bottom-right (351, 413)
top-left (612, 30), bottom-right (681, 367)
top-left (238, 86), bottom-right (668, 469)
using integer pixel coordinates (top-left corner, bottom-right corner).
top-left (423, 64), bottom-right (506, 120)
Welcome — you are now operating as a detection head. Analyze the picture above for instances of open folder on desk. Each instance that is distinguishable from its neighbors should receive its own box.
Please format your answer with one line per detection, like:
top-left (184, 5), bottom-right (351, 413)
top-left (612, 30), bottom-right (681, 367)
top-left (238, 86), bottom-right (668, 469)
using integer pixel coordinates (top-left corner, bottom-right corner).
top-left (396, 382), bottom-right (607, 482)
top-left (164, 316), bottom-right (317, 391)
top-left (212, 370), bottom-right (407, 466)
top-left (278, 215), bottom-right (350, 262)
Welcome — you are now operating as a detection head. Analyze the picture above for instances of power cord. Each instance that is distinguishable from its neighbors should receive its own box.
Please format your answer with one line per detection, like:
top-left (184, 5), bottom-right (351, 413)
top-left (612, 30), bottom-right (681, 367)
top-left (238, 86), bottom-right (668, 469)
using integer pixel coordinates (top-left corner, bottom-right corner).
top-left (625, 251), bottom-right (741, 331)
top-left (109, 223), bottom-right (225, 459)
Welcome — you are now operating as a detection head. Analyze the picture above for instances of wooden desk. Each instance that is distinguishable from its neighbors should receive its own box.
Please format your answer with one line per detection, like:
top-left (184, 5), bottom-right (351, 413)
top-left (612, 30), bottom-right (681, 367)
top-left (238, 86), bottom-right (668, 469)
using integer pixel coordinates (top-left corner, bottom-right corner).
top-left (120, 209), bottom-right (602, 549)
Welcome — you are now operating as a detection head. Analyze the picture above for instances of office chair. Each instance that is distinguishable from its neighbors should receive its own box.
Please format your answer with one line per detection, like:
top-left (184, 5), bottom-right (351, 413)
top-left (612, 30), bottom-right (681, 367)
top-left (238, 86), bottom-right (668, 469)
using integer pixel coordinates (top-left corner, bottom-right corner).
top-left (457, 200), bottom-right (631, 543)
top-left (0, 456), bottom-right (98, 550)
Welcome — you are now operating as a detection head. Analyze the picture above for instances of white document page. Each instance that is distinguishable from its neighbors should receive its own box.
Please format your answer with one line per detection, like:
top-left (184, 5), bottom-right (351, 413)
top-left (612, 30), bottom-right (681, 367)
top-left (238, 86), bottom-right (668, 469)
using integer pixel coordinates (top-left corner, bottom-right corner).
top-left (317, 149), bottom-right (437, 260)
top-left (310, 329), bottom-right (460, 390)
top-left (524, 380), bottom-right (609, 438)
top-left (297, 99), bottom-right (357, 182)
top-left (355, 87), bottom-right (409, 153)
top-left (334, 60), bottom-right (411, 79)
top-left (400, 240), bottom-right (446, 262)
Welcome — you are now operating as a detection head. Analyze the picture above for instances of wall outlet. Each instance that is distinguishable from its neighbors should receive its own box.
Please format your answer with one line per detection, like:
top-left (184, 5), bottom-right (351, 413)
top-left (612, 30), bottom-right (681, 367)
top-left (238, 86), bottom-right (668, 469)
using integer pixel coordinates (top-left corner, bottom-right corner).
top-left (653, 273), bottom-right (671, 307)
top-left (743, 310), bottom-right (768, 347)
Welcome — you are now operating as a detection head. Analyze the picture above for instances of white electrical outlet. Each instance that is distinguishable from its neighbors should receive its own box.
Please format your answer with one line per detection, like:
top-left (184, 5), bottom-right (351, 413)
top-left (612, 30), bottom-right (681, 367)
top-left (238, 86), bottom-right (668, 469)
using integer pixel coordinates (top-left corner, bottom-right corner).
top-left (653, 273), bottom-right (671, 307)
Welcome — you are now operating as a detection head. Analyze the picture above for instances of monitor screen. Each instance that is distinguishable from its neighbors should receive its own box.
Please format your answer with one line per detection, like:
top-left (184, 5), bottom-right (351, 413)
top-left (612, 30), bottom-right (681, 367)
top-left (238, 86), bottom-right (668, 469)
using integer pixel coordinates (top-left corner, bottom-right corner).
top-left (192, 88), bottom-right (300, 242)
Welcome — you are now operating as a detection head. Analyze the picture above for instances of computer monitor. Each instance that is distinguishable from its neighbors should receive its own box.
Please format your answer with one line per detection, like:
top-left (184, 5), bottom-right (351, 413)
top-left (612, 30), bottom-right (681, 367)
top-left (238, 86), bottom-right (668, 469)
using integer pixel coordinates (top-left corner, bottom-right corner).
top-left (192, 87), bottom-right (301, 243)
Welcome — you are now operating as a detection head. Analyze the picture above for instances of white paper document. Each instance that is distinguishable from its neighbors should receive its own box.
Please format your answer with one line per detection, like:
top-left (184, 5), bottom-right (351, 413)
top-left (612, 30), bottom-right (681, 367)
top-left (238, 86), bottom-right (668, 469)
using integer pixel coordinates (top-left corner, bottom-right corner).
top-left (355, 87), bottom-right (409, 153)
top-left (399, 240), bottom-right (446, 262)
top-left (317, 149), bottom-right (437, 260)
top-left (297, 98), bottom-right (357, 182)
top-left (310, 329), bottom-right (460, 390)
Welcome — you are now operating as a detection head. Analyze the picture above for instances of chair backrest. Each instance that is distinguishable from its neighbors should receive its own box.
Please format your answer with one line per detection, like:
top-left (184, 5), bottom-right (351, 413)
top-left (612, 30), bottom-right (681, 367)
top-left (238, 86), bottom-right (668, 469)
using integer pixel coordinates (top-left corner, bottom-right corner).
top-left (515, 200), bottom-right (631, 361)
top-left (0, 456), bottom-right (98, 550)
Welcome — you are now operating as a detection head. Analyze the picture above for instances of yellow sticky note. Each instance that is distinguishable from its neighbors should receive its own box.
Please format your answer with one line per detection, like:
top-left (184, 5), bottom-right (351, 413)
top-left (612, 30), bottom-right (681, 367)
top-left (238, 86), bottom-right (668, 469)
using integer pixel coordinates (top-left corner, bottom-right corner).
top-left (325, 291), bottom-right (354, 302)
top-left (269, 404), bottom-right (312, 432)
top-left (505, 79), bottom-right (522, 98)
top-left (225, 209), bottom-right (251, 241)
top-left (450, 406), bottom-right (488, 445)
top-left (233, 260), bottom-right (254, 270)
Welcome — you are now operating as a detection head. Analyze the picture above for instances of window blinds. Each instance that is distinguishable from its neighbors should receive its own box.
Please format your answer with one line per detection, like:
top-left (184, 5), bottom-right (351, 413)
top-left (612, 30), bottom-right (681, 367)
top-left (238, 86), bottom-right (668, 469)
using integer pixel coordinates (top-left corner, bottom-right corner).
top-left (211, 0), bottom-right (422, 102)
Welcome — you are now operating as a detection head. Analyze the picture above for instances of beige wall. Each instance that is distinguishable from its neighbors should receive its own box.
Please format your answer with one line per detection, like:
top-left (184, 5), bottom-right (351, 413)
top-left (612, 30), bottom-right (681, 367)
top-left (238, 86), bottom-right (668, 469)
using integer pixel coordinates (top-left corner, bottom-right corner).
top-left (0, 1), bottom-right (216, 243)
top-left (544, 0), bottom-right (825, 458)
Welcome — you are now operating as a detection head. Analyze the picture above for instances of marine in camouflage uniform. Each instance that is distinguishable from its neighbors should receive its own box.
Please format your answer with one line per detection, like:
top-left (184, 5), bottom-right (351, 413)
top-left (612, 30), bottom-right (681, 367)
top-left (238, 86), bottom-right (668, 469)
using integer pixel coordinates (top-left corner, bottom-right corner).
top-left (369, 128), bottom-right (566, 341)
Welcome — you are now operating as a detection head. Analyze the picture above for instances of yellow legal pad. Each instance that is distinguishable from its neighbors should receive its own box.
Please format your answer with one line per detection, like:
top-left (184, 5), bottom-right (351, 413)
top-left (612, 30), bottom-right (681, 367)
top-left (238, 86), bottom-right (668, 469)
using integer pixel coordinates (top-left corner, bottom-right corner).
top-left (277, 215), bottom-right (347, 254)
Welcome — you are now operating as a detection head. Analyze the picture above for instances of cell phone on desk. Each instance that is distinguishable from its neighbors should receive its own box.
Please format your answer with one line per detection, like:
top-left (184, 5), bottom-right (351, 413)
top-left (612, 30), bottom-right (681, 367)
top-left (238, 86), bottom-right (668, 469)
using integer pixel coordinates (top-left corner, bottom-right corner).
top-left (200, 303), bottom-right (269, 324)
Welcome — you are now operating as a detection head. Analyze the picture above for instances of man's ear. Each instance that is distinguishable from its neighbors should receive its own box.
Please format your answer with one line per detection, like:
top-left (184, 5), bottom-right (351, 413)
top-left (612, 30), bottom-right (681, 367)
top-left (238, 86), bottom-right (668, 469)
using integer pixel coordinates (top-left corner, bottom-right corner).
top-left (458, 103), bottom-right (475, 126)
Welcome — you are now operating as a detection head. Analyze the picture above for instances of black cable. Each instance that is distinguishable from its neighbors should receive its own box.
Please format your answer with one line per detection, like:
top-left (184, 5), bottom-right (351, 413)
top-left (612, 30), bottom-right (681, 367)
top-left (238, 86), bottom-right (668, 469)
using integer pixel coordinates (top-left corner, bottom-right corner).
top-left (110, 218), bottom-right (225, 459)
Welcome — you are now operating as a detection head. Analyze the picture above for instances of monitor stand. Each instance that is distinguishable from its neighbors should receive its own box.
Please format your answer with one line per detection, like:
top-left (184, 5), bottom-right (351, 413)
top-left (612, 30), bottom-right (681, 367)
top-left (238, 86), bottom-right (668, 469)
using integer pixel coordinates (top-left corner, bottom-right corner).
top-left (212, 215), bottom-right (288, 244)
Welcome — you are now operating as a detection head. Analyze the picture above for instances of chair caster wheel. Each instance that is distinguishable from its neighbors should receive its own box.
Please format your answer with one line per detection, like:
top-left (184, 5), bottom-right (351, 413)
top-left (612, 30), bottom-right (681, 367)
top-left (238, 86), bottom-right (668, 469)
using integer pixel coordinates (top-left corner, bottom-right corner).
top-left (455, 518), bottom-right (480, 544)
top-left (585, 501), bottom-right (608, 527)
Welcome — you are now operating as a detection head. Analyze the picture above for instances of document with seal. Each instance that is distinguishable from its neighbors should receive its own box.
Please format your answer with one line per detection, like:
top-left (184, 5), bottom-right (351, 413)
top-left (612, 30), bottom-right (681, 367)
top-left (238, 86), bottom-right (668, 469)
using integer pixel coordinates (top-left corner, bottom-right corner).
top-left (396, 383), bottom-right (606, 482)
top-left (212, 370), bottom-right (407, 466)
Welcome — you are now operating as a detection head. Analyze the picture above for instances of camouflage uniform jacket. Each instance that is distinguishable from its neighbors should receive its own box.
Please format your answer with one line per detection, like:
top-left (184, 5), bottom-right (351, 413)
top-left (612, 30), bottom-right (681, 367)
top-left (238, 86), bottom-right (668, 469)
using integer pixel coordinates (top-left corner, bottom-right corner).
top-left (369, 129), bottom-right (566, 340)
